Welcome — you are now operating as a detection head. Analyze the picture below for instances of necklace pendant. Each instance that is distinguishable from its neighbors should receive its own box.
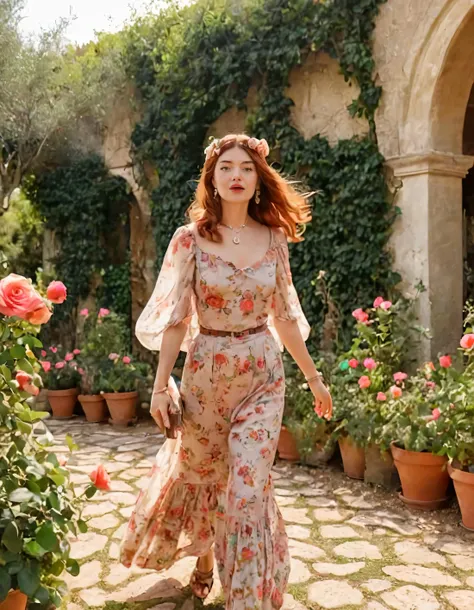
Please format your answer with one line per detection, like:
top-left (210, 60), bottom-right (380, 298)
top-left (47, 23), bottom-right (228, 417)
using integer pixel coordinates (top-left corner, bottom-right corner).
top-left (233, 236), bottom-right (240, 245)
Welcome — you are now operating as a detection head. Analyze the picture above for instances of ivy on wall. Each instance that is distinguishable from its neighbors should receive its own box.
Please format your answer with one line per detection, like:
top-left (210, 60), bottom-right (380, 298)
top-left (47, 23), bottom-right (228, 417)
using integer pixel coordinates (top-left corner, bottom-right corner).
top-left (124, 0), bottom-right (398, 351)
top-left (25, 155), bottom-right (131, 319)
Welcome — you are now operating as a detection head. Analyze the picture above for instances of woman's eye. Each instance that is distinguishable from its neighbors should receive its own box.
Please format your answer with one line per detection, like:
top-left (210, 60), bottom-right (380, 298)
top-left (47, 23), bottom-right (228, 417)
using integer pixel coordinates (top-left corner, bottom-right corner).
top-left (244, 168), bottom-right (253, 172)
top-left (220, 167), bottom-right (230, 171)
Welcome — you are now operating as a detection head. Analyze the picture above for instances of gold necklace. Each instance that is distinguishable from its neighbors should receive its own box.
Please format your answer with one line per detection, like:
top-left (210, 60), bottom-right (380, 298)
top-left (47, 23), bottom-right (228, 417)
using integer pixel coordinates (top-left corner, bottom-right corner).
top-left (219, 217), bottom-right (248, 245)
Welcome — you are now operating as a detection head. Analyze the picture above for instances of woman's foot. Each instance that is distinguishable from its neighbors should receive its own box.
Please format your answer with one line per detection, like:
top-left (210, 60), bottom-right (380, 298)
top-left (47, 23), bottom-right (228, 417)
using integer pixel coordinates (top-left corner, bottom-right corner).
top-left (190, 553), bottom-right (214, 599)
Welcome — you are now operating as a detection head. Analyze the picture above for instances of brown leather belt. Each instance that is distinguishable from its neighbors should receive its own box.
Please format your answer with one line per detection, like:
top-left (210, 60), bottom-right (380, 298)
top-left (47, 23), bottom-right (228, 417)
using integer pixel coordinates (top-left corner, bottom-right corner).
top-left (199, 323), bottom-right (268, 338)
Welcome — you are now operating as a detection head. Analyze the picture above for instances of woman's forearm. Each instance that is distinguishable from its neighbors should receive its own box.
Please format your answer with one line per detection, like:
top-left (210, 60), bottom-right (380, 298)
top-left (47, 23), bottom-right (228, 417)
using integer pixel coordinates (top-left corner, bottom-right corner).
top-left (273, 319), bottom-right (319, 379)
top-left (154, 322), bottom-right (188, 389)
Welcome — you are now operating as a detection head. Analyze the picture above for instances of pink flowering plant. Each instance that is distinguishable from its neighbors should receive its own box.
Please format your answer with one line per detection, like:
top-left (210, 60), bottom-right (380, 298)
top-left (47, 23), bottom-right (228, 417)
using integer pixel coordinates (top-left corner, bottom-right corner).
top-left (99, 352), bottom-right (149, 393)
top-left (0, 273), bottom-right (109, 606)
top-left (38, 345), bottom-right (81, 391)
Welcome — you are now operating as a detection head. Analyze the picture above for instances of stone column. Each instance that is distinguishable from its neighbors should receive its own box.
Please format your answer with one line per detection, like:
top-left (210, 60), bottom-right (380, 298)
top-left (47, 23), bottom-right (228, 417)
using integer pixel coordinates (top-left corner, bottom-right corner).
top-left (386, 152), bottom-right (474, 361)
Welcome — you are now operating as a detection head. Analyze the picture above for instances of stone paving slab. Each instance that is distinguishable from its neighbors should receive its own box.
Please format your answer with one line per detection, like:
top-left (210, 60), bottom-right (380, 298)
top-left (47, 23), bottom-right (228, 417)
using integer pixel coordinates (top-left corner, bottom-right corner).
top-left (43, 417), bottom-right (474, 610)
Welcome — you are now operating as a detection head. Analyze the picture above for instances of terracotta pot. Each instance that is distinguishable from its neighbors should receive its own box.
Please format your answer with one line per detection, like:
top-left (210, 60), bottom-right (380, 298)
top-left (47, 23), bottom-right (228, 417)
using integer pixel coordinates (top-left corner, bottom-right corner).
top-left (448, 463), bottom-right (474, 530)
top-left (0, 590), bottom-right (27, 610)
top-left (391, 444), bottom-right (450, 510)
top-left (305, 437), bottom-right (336, 466)
top-left (364, 443), bottom-right (399, 489)
top-left (78, 394), bottom-right (108, 423)
top-left (277, 425), bottom-right (300, 461)
top-left (338, 435), bottom-right (365, 480)
top-left (103, 391), bottom-right (138, 425)
top-left (47, 388), bottom-right (79, 418)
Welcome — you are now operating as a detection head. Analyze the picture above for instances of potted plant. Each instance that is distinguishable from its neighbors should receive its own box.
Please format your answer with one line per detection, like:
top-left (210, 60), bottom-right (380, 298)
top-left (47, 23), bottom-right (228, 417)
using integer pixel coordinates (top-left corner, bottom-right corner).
top-left (100, 353), bottom-right (148, 426)
top-left (38, 345), bottom-right (81, 418)
top-left (0, 273), bottom-right (109, 609)
top-left (77, 361), bottom-right (108, 423)
top-left (378, 359), bottom-right (455, 510)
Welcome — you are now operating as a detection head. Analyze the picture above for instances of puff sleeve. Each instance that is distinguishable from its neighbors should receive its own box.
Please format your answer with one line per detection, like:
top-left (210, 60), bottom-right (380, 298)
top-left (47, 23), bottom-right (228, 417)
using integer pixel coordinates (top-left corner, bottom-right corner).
top-left (269, 231), bottom-right (311, 348)
top-left (135, 225), bottom-right (198, 352)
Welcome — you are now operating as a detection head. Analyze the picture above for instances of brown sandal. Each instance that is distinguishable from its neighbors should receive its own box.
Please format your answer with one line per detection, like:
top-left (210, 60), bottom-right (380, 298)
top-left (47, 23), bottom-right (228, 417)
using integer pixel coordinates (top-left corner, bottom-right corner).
top-left (190, 561), bottom-right (214, 600)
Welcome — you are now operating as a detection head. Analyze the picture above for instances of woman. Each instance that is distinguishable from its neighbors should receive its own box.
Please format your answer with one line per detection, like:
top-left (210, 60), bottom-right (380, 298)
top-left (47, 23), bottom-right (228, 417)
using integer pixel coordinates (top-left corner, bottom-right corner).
top-left (120, 134), bottom-right (332, 609)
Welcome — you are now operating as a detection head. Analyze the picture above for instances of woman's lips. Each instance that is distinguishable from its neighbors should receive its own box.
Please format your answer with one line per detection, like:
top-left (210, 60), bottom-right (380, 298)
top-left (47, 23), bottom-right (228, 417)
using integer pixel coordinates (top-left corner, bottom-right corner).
top-left (230, 186), bottom-right (244, 191)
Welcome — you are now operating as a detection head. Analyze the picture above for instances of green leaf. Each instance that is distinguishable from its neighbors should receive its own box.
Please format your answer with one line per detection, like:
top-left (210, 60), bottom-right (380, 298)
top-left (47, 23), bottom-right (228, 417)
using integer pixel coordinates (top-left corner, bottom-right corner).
top-left (33, 585), bottom-right (50, 604)
top-left (48, 472), bottom-right (66, 486)
top-left (66, 558), bottom-right (80, 576)
top-left (48, 491), bottom-right (60, 511)
top-left (85, 485), bottom-right (97, 499)
top-left (65, 434), bottom-right (78, 452)
top-left (2, 522), bottom-right (22, 554)
top-left (24, 540), bottom-right (47, 558)
top-left (16, 358), bottom-right (34, 375)
top-left (0, 566), bottom-right (12, 601)
top-left (10, 345), bottom-right (26, 359)
top-left (35, 523), bottom-right (59, 552)
top-left (77, 519), bottom-right (88, 534)
top-left (18, 565), bottom-right (40, 596)
top-left (8, 488), bottom-right (35, 503)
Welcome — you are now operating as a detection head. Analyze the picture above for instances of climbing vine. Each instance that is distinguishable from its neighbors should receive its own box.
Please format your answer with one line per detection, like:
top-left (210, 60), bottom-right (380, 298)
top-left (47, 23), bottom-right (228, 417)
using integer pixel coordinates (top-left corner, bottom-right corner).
top-left (25, 155), bottom-right (131, 319)
top-left (124, 0), bottom-right (397, 352)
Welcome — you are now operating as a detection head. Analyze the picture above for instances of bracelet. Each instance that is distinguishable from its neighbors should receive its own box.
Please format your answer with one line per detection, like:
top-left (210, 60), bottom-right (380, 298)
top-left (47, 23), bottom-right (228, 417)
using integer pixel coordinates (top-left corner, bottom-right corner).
top-left (305, 373), bottom-right (322, 384)
top-left (152, 386), bottom-right (168, 395)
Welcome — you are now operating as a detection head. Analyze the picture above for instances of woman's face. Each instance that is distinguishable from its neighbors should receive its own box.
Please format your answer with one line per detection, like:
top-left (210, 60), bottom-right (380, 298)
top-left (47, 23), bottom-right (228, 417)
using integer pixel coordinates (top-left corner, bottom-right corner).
top-left (212, 145), bottom-right (259, 204)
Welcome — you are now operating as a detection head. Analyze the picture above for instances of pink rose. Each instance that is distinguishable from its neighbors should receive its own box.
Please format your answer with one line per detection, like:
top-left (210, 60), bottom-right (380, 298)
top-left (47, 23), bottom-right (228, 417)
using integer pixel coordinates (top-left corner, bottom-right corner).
top-left (40, 361), bottom-right (51, 373)
top-left (73, 349), bottom-right (81, 355)
top-left (363, 358), bottom-right (377, 370)
top-left (78, 368), bottom-right (85, 375)
top-left (50, 347), bottom-right (58, 353)
top-left (460, 334), bottom-right (474, 349)
top-left (28, 304), bottom-right (52, 325)
top-left (55, 362), bottom-right (65, 369)
top-left (65, 353), bottom-right (74, 361)
top-left (358, 375), bottom-right (371, 389)
top-left (431, 408), bottom-right (441, 421)
top-left (352, 308), bottom-right (369, 324)
top-left (89, 464), bottom-right (111, 491)
top-left (425, 381), bottom-right (436, 389)
top-left (23, 382), bottom-right (39, 396)
top-left (98, 308), bottom-right (110, 318)
top-left (46, 281), bottom-right (67, 304)
top-left (439, 355), bottom-right (452, 368)
top-left (122, 356), bottom-right (131, 364)
top-left (380, 300), bottom-right (392, 310)
top-left (348, 358), bottom-right (359, 369)
top-left (108, 353), bottom-right (119, 360)
top-left (390, 385), bottom-right (402, 399)
top-left (393, 372), bottom-right (408, 382)
top-left (0, 274), bottom-right (44, 320)
top-left (373, 296), bottom-right (384, 308)
top-left (80, 308), bottom-right (89, 316)
top-left (377, 392), bottom-right (387, 401)
top-left (41, 350), bottom-right (47, 357)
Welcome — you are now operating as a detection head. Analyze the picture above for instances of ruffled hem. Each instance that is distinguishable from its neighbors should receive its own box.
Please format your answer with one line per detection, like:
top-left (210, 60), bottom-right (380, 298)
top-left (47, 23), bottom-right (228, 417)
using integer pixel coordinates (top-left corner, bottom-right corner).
top-left (120, 438), bottom-right (219, 571)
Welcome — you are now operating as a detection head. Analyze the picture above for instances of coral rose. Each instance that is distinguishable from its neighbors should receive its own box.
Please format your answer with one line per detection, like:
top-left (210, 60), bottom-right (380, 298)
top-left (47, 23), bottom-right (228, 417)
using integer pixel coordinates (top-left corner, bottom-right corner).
top-left (206, 295), bottom-right (226, 309)
top-left (390, 385), bottom-right (402, 398)
top-left (460, 333), bottom-right (474, 349)
top-left (122, 356), bottom-right (131, 364)
top-left (214, 353), bottom-right (228, 366)
top-left (373, 296), bottom-right (384, 308)
top-left (46, 280), bottom-right (67, 304)
top-left (27, 304), bottom-right (52, 325)
top-left (439, 355), bottom-right (452, 368)
top-left (377, 392), bottom-right (387, 401)
top-left (0, 273), bottom-right (44, 320)
top-left (358, 375), bottom-right (371, 389)
top-left (240, 299), bottom-right (254, 313)
top-left (16, 371), bottom-right (32, 388)
top-left (23, 382), bottom-right (39, 396)
top-left (40, 361), bottom-right (51, 373)
top-left (431, 408), bottom-right (441, 421)
top-left (352, 308), bottom-right (369, 324)
top-left (348, 358), bottom-right (359, 369)
top-left (89, 464), bottom-right (111, 491)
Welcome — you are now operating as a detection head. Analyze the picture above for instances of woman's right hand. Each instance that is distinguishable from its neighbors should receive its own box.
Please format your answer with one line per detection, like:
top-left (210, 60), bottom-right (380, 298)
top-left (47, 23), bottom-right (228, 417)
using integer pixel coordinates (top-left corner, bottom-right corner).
top-left (150, 391), bottom-right (172, 432)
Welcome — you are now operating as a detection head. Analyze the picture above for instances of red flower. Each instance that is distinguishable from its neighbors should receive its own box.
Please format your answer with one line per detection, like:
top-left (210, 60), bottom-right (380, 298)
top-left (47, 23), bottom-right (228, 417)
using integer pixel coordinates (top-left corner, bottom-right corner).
top-left (55, 362), bottom-right (65, 369)
top-left (240, 359), bottom-right (252, 374)
top-left (373, 296), bottom-right (384, 308)
top-left (256, 357), bottom-right (265, 369)
top-left (461, 333), bottom-right (474, 349)
top-left (89, 464), bottom-right (111, 490)
top-left (40, 361), bottom-right (51, 373)
top-left (206, 295), bottom-right (226, 309)
top-left (431, 407), bottom-right (441, 421)
top-left (358, 376), bottom-right (371, 389)
top-left (41, 350), bottom-right (47, 357)
top-left (377, 392), bottom-right (387, 401)
top-left (16, 371), bottom-right (31, 388)
top-left (241, 547), bottom-right (255, 561)
top-left (214, 353), bottom-right (228, 366)
top-left (439, 355), bottom-right (452, 368)
top-left (348, 358), bottom-right (359, 368)
top-left (65, 353), bottom-right (74, 361)
top-left (46, 280), bottom-right (67, 304)
top-left (352, 308), bottom-right (369, 324)
top-left (122, 356), bottom-right (131, 364)
top-left (240, 299), bottom-right (254, 313)
top-left (390, 385), bottom-right (402, 399)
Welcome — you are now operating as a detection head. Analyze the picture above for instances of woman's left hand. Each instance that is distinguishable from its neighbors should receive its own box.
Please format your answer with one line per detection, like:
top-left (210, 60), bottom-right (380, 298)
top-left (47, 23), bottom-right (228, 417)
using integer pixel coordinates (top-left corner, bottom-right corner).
top-left (309, 378), bottom-right (333, 420)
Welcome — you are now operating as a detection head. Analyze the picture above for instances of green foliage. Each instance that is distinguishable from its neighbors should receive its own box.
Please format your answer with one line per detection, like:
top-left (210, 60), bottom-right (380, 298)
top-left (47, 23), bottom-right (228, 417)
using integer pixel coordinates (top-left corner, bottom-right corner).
top-left (0, 277), bottom-right (99, 606)
top-left (25, 155), bottom-right (130, 317)
top-left (37, 345), bottom-right (81, 391)
top-left (123, 0), bottom-right (394, 353)
top-left (98, 354), bottom-right (149, 394)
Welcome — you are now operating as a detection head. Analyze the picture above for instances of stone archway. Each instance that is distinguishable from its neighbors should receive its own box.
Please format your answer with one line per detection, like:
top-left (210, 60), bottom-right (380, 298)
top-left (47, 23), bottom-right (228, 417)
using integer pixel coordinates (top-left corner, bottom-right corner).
top-left (387, 0), bottom-right (474, 359)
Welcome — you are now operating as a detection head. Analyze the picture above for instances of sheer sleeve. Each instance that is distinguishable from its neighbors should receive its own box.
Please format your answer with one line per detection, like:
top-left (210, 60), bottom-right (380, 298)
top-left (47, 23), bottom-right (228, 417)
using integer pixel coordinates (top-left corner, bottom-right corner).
top-left (135, 225), bottom-right (198, 352)
top-left (268, 230), bottom-right (311, 349)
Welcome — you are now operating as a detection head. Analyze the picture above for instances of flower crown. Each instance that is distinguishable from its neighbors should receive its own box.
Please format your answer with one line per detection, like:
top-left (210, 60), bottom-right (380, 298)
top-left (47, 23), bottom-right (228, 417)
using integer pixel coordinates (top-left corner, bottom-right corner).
top-left (204, 137), bottom-right (270, 161)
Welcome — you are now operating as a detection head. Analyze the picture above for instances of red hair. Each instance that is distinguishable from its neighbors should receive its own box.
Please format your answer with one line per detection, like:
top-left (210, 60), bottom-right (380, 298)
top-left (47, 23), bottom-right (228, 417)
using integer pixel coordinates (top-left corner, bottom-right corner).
top-left (188, 134), bottom-right (312, 243)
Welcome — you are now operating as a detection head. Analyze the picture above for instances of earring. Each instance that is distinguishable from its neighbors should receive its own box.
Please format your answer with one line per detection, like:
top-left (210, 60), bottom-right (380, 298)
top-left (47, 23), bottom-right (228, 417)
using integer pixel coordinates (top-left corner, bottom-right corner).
top-left (214, 188), bottom-right (218, 199)
top-left (255, 189), bottom-right (261, 205)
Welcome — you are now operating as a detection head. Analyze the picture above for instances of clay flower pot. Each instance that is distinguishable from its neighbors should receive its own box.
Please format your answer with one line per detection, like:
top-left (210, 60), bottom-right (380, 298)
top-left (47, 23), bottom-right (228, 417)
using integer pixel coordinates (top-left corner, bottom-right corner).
top-left (47, 388), bottom-right (79, 418)
top-left (78, 394), bottom-right (108, 423)
top-left (277, 425), bottom-right (300, 461)
top-left (391, 444), bottom-right (450, 510)
top-left (364, 443), bottom-right (399, 489)
top-left (0, 590), bottom-right (27, 610)
top-left (103, 391), bottom-right (138, 426)
top-left (448, 463), bottom-right (474, 530)
top-left (338, 435), bottom-right (365, 480)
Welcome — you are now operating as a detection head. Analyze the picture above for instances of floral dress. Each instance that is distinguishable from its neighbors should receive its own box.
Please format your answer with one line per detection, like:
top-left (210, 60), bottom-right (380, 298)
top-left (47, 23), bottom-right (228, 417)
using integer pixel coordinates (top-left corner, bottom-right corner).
top-left (120, 224), bottom-right (310, 610)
